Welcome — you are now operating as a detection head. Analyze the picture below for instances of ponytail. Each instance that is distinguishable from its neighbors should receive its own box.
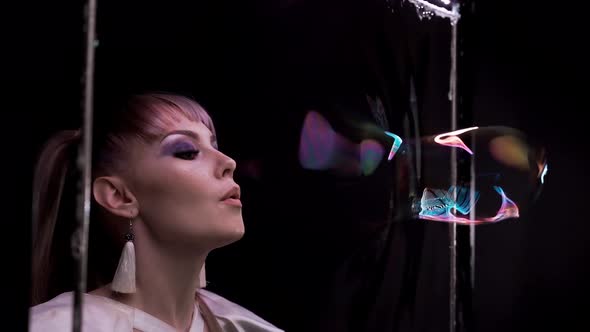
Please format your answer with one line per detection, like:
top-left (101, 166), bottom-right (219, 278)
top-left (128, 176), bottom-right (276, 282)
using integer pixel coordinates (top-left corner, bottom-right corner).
top-left (31, 130), bottom-right (80, 306)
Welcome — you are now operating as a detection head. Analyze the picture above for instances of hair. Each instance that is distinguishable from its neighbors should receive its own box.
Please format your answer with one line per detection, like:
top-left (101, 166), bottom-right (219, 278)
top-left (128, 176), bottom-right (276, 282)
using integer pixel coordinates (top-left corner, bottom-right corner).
top-left (31, 93), bottom-right (223, 331)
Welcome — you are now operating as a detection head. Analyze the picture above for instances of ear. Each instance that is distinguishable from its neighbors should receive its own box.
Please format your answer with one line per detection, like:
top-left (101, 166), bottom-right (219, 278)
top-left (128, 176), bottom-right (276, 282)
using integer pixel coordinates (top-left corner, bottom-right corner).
top-left (93, 176), bottom-right (138, 219)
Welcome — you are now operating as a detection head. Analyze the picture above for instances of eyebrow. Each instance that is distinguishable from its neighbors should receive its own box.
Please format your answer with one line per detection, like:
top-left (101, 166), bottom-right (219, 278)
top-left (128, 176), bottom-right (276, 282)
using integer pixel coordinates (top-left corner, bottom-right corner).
top-left (160, 130), bottom-right (217, 146)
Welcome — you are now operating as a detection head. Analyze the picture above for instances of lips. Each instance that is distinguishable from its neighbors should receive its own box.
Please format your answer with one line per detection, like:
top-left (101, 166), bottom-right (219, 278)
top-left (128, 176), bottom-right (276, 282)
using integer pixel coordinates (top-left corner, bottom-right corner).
top-left (221, 186), bottom-right (241, 201)
top-left (221, 186), bottom-right (242, 207)
top-left (221, 197), bottom-right (242, 207)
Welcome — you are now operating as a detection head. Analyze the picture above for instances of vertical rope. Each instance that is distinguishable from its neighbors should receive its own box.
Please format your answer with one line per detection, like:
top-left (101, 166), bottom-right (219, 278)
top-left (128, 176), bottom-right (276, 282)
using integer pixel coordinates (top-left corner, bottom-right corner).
top-left (72, 0), bottom-right (97, 330)
top-left (449, 2), bottom-right (460, 332)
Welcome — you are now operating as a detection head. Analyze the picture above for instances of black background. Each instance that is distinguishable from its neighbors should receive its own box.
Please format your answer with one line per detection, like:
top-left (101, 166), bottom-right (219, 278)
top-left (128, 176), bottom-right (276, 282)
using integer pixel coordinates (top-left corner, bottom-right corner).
top-left (3, 0), bottom-right (588, 331)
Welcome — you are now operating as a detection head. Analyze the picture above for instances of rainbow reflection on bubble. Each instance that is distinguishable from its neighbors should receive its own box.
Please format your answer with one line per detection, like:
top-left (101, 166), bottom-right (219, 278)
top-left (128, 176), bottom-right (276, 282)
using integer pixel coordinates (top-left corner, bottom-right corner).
top-left (433, 126), bottom-right (478, 155)
top-left (385, 131), bottom-right (403, 160)
top-left (417, 185), bottom-right (519, 224)
top-left (540, 164), bottom-right (548, 184)
top-left (298, 110), bottom-right (340, 171)
top-left (482, 186), bottom-right (519, 222)
top-left (360, 139), bottom-right (385, 176)
top-left (298, 111), bottom-right (392, 176)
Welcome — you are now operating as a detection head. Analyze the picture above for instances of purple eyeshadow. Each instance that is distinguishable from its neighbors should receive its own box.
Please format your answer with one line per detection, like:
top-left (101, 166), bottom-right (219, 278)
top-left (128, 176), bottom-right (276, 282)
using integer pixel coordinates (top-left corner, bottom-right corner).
top-left (162, 140), bottom-right (197, 155)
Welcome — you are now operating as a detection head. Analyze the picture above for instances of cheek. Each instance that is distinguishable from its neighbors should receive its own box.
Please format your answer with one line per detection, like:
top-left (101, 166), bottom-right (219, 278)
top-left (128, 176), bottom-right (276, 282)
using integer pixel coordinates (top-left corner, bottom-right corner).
top-left (134, 166), bottom-right (214, 232)
top-left (131, 163), bottom-right (243, 247)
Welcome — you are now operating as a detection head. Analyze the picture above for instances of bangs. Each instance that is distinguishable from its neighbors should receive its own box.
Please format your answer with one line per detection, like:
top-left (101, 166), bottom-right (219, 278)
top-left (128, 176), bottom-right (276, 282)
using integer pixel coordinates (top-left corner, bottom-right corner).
top-left (129, 93), bottom-right (216, 141)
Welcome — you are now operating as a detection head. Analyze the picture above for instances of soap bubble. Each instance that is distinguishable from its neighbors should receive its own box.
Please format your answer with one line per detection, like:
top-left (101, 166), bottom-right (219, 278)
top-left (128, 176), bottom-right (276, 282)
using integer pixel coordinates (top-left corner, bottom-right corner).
top-left (298, 110), bottom-right (547, 224)
top-left (407, 126), bottom-right (547, 224)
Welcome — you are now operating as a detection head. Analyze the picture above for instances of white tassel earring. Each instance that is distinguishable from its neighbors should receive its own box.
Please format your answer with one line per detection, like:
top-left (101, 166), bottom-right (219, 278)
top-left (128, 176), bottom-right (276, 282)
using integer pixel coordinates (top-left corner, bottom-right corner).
top-left (199, 263), bottom-right (207, 288)
top-left (111, 219), bottom-right (136, 293)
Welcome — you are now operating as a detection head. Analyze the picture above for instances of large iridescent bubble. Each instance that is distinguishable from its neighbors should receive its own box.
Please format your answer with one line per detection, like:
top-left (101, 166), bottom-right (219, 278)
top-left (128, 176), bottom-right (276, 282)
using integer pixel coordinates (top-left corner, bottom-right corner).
top-left (298, 111), bottom-right (547, 224)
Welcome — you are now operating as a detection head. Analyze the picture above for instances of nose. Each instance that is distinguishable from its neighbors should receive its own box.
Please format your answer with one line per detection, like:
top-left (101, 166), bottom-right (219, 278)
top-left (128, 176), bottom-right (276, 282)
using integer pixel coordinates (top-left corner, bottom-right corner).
top-left (215, 150), bottom-right (237, 179)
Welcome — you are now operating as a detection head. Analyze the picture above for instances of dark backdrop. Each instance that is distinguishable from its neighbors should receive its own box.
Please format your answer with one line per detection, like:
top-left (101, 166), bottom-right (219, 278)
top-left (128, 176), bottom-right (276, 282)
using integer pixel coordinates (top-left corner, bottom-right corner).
top-left (3, 0), bottom-right (588, 331)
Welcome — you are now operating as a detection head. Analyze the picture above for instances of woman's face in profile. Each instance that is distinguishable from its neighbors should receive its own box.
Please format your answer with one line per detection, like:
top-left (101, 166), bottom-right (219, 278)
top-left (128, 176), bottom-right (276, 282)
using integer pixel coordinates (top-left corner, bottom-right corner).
top-left (123, 116), bottom-right (244, 249)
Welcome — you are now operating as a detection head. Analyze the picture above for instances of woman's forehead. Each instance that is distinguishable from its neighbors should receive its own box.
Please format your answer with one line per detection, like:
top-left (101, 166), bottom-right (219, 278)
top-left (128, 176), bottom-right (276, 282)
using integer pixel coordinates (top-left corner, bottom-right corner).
top-left (160, 118), bottom-right (213, 138)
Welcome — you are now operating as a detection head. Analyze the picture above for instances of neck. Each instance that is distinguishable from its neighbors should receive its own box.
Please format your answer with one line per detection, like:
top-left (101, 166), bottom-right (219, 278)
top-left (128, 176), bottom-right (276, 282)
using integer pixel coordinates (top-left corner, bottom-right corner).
top-left (108, 223), bottom-right (208, 331)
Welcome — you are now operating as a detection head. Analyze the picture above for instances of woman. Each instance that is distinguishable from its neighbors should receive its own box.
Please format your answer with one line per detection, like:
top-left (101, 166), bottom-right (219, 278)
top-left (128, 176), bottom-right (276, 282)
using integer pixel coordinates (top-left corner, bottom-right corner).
top-left (29, 93), bottom-right (283, 332)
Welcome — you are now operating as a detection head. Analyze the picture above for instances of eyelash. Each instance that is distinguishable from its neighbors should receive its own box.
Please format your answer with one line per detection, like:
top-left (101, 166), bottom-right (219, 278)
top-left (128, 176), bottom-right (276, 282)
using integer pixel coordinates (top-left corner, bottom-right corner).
top-left (174, 149), bottom-right (200, 160)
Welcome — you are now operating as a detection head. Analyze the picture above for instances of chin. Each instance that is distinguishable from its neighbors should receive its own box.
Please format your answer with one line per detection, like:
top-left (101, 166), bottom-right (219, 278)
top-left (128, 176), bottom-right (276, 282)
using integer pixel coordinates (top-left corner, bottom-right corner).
top-left (213, 220), bottom-right (245, 248)
top-left (228, 221), bottom-right (246, 241)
